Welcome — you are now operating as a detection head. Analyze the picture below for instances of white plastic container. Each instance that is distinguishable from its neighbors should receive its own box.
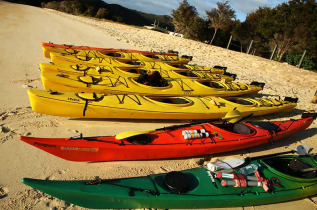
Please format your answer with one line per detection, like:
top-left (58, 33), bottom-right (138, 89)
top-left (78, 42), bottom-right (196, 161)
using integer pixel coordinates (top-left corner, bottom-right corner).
top-left (239, 164), bottom-right (259, 175)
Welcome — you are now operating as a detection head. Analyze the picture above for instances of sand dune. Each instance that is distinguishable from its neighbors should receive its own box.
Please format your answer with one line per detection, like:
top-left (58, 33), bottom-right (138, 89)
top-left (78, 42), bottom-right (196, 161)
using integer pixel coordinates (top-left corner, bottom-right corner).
top-left (0, 1), bottom-right (316, 209)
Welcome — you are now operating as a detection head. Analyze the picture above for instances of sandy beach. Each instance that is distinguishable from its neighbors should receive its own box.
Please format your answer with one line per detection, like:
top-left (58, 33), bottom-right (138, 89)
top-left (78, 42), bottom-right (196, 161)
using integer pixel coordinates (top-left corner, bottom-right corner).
top-left (0, 1), bottom-right (317, 209)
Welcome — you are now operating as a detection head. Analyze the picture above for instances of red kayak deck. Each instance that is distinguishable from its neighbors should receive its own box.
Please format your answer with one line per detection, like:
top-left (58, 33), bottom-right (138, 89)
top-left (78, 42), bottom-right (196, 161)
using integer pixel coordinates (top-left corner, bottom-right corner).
top-left (20, 117), bottom-right (314, 162)
top-left (42, 42), bottom-right (178, 56)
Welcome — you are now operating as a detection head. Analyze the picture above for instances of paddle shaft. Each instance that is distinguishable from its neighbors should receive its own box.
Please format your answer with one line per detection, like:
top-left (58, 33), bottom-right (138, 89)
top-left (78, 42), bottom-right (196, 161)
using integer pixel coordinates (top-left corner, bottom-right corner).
top-left (114, 118), bottom-right (222, 140)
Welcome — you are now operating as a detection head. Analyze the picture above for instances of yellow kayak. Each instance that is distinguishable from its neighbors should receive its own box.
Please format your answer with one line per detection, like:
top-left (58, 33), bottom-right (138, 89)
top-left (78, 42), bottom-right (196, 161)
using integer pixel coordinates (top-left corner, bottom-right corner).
top-left (50, 52), bottom-right (226, 75)
top-left (42, 43), bottom-right (191, 64)
top-left (56, 49), bottom-right (190, 64)
top-left (27, 89), bottom-right (297, 119)
top-left (40, 63), bottom-right (236, 82)
top-left (41, 72), bottom-right (262, 97)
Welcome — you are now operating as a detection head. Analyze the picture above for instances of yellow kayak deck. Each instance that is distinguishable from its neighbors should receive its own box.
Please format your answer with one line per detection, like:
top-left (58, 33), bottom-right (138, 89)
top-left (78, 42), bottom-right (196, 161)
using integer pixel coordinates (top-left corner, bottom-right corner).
top-left (50, 52), bottom-right (225, 75)
top-left (42, 45), bottom-right (191, 64)
top-left (41, 72), bottom-right (262, 97)
top-left (27, 89), bottom-right (297, 119)
top-left (40, 63), bottom-right (235, 82)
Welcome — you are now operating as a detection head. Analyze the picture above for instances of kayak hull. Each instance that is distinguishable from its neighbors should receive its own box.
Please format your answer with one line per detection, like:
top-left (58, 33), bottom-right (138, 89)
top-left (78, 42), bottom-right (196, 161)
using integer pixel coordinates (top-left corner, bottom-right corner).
top-left (27, 89), bottom-right (297, 119)
top-left (20, 117), bottom-right (314, 161)
top-left (40, 72), bottom-right (261, 97)
top-left (22, 155), bottom-right (317, 209)
top-left (42, 42), bottom-right (178, 58)
top-left (39, 63), bottom-right (235, 82)
top-left (50, 52), bottom-right (226, 75)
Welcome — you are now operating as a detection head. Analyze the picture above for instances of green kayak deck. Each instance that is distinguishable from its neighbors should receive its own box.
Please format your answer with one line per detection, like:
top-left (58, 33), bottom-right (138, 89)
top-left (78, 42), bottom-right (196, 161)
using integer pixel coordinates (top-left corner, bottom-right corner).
top-left (22, 155), bottom-right (317, 209)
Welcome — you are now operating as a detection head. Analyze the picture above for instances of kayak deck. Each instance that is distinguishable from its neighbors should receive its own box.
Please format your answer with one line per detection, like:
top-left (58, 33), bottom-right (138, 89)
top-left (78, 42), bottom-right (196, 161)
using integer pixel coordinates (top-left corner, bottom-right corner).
top-left (22, 155), bottom-right (317, 209)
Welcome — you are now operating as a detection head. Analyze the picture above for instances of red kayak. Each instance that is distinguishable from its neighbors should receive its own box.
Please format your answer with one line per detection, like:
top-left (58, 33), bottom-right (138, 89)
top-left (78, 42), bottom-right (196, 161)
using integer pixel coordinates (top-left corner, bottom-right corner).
top-left (20, 114), bottom-right (315, 162)
top-left (42, 42), bottom-right (178, 56)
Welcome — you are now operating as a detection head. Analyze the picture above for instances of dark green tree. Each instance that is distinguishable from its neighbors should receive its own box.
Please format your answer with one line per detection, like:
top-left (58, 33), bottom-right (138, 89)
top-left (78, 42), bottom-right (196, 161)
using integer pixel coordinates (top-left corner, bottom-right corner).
top-left (287, 0), bottom-right (317, 59)
top-left (171, 0), bottom-right (200, 39)
top-left (206, 1), bottom-right (236, 44)
top-left (95, 8), bottom-right (109, 19)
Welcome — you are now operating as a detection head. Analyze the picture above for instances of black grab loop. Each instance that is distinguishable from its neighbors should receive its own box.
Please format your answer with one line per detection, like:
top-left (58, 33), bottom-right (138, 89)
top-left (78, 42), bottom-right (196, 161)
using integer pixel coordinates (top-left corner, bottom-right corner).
top-left (213, 65), bottom-right (227, 71)
top-left (301, 113), bottom-right (317, 119)
top-left (223, 72), bottom-right (237, 80)
top-left (75, 55), bottom-right (93, 61)
top-left (78, 76), bottom-right (102, 87)
top-left (284, 97), bottom-right (299, 103)
top-left (250, 81), bottom-right (266, 89)
top-left (65, 48), bottom-right (78, 54)
top-left (164, 171), bottom-right (190, 194)
top-left (47, 89), bottom-right (59, 95)
top-left (71, 64), bottom-right (90, 71)
top-left (76, 93), bottom-right (105, 116)
top-left (181, 55), bottom-right (193, 61)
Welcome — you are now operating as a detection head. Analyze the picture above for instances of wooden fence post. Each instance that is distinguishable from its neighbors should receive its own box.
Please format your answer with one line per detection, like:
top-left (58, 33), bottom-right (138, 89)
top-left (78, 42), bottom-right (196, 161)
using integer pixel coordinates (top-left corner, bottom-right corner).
top-left (227, 35), bottom-right (232, 49)
top-left (297, 50), bottom-right (306, 68)
top-left (270, 45), bottom-right (277, 60)
top-left (246, 40), bottom-right (253, 54)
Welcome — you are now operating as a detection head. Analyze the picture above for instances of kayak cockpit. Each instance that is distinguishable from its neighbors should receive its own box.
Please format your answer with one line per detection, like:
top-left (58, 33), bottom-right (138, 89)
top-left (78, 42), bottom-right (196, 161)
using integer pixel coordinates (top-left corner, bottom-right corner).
top-left (101, 52), bottom-right (124, 58)
top-left (116, 67), bottom-right (148, 74)
top-left (134, 71), bottom-right (169, 87)
top-left (146, 96), bottom-right (193, 107)
top-left (213, 123), bottom-right (255, 135)
top-left (261, 157), bottom-right (317, 179)
top-left (226, 98), bottom-right (257, 106)
top-left (126, 134), bottom-right (156, 145)
top-left (143, 54), bottom-right (160, 59)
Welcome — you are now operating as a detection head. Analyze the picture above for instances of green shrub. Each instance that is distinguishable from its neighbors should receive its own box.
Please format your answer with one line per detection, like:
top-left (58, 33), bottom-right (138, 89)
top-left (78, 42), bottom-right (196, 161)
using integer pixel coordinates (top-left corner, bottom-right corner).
top-left (95, 8), bottom-right (109, 19)
top-left (43, 1), bottom-right (60, 10)
top-left (285, 53), bottom-right (316, 70)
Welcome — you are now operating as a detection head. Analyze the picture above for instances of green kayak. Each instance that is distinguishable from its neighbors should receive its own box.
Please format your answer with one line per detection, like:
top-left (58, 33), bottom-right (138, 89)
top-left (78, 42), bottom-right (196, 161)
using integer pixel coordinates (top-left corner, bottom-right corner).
top-left (22, 155), bottom-right (317, 209)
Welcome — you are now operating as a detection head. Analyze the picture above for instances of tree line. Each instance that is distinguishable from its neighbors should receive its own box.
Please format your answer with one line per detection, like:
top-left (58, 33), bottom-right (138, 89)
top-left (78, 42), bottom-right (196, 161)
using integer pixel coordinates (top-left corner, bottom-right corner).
top-left (172, 0), bottom-right (316, 70)
top-left (9, 0), bottom-right (174, 30)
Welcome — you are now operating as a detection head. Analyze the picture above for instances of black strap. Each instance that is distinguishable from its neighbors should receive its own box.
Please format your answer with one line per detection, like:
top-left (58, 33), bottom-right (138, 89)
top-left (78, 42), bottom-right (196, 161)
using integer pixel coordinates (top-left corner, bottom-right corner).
top-left (147, 175), bottom-right (160, 196)
top-left (83, 100), bottom-right (88, 116)
top-left (84, 176), bottom-right (159, 196)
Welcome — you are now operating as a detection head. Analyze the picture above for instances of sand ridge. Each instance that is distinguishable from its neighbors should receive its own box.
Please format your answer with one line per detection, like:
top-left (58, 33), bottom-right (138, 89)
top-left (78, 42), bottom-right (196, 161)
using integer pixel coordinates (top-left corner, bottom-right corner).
top-left (0, 1), bottom-right (317, 209)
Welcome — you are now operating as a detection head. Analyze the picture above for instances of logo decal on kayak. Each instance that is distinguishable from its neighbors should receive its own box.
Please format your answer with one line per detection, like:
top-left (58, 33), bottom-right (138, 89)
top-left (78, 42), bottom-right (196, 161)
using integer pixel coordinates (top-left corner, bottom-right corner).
top-left (61, 147), bottom-right (99, 152)
top-left (34, 142), bottom-right (56, 148)
top-left (270, 177), bottom-right (283, 188)
top-left (67, 98), bottom-right (80, 102)
top-left (212, 132), bottom-right (223, 140)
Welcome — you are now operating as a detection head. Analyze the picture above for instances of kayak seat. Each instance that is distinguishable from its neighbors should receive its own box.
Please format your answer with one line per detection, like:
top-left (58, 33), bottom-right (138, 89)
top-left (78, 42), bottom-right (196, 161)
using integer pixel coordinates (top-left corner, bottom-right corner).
top-left (189, 72), bottom-right (198, 77)
top-left (175, 98), bottom-right (189, 104)
top-left (127, 69), bottom-right (138, 73)
top-left (233, 123), bottom-right (252, 134)
top-left (136, 71), bottom-right (168, 87)
top-left (288, 158), bottom-right (317, 179)
top-left (136, 72), bottom-right (149, 84)
top-left (251, 122), bottom-right (280, 132)
top-left (160, 98), bottom-right (189, 104)
top-left (264, 158), bottom-right (317, 179)
top-left (164, 171), bottom-right (190, 194)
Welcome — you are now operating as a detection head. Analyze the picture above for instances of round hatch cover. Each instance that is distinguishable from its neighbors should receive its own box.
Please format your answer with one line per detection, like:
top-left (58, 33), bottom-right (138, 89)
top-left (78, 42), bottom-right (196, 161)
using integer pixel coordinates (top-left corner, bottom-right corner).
top-left (164, 171), bottom-right (190, 194)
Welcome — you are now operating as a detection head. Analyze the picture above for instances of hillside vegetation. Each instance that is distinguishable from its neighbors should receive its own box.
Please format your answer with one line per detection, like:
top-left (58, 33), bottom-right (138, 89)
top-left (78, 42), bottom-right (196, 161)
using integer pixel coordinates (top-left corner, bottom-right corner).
top-left (7, 0), bottom-right (174, 30)
top-left (172, 0), bottom-right (316, 71)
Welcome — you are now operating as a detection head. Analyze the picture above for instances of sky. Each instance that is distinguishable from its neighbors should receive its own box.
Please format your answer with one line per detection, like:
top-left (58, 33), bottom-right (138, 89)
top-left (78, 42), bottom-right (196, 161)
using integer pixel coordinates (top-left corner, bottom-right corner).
top-left (103, 0), bottom-right (288, 21)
